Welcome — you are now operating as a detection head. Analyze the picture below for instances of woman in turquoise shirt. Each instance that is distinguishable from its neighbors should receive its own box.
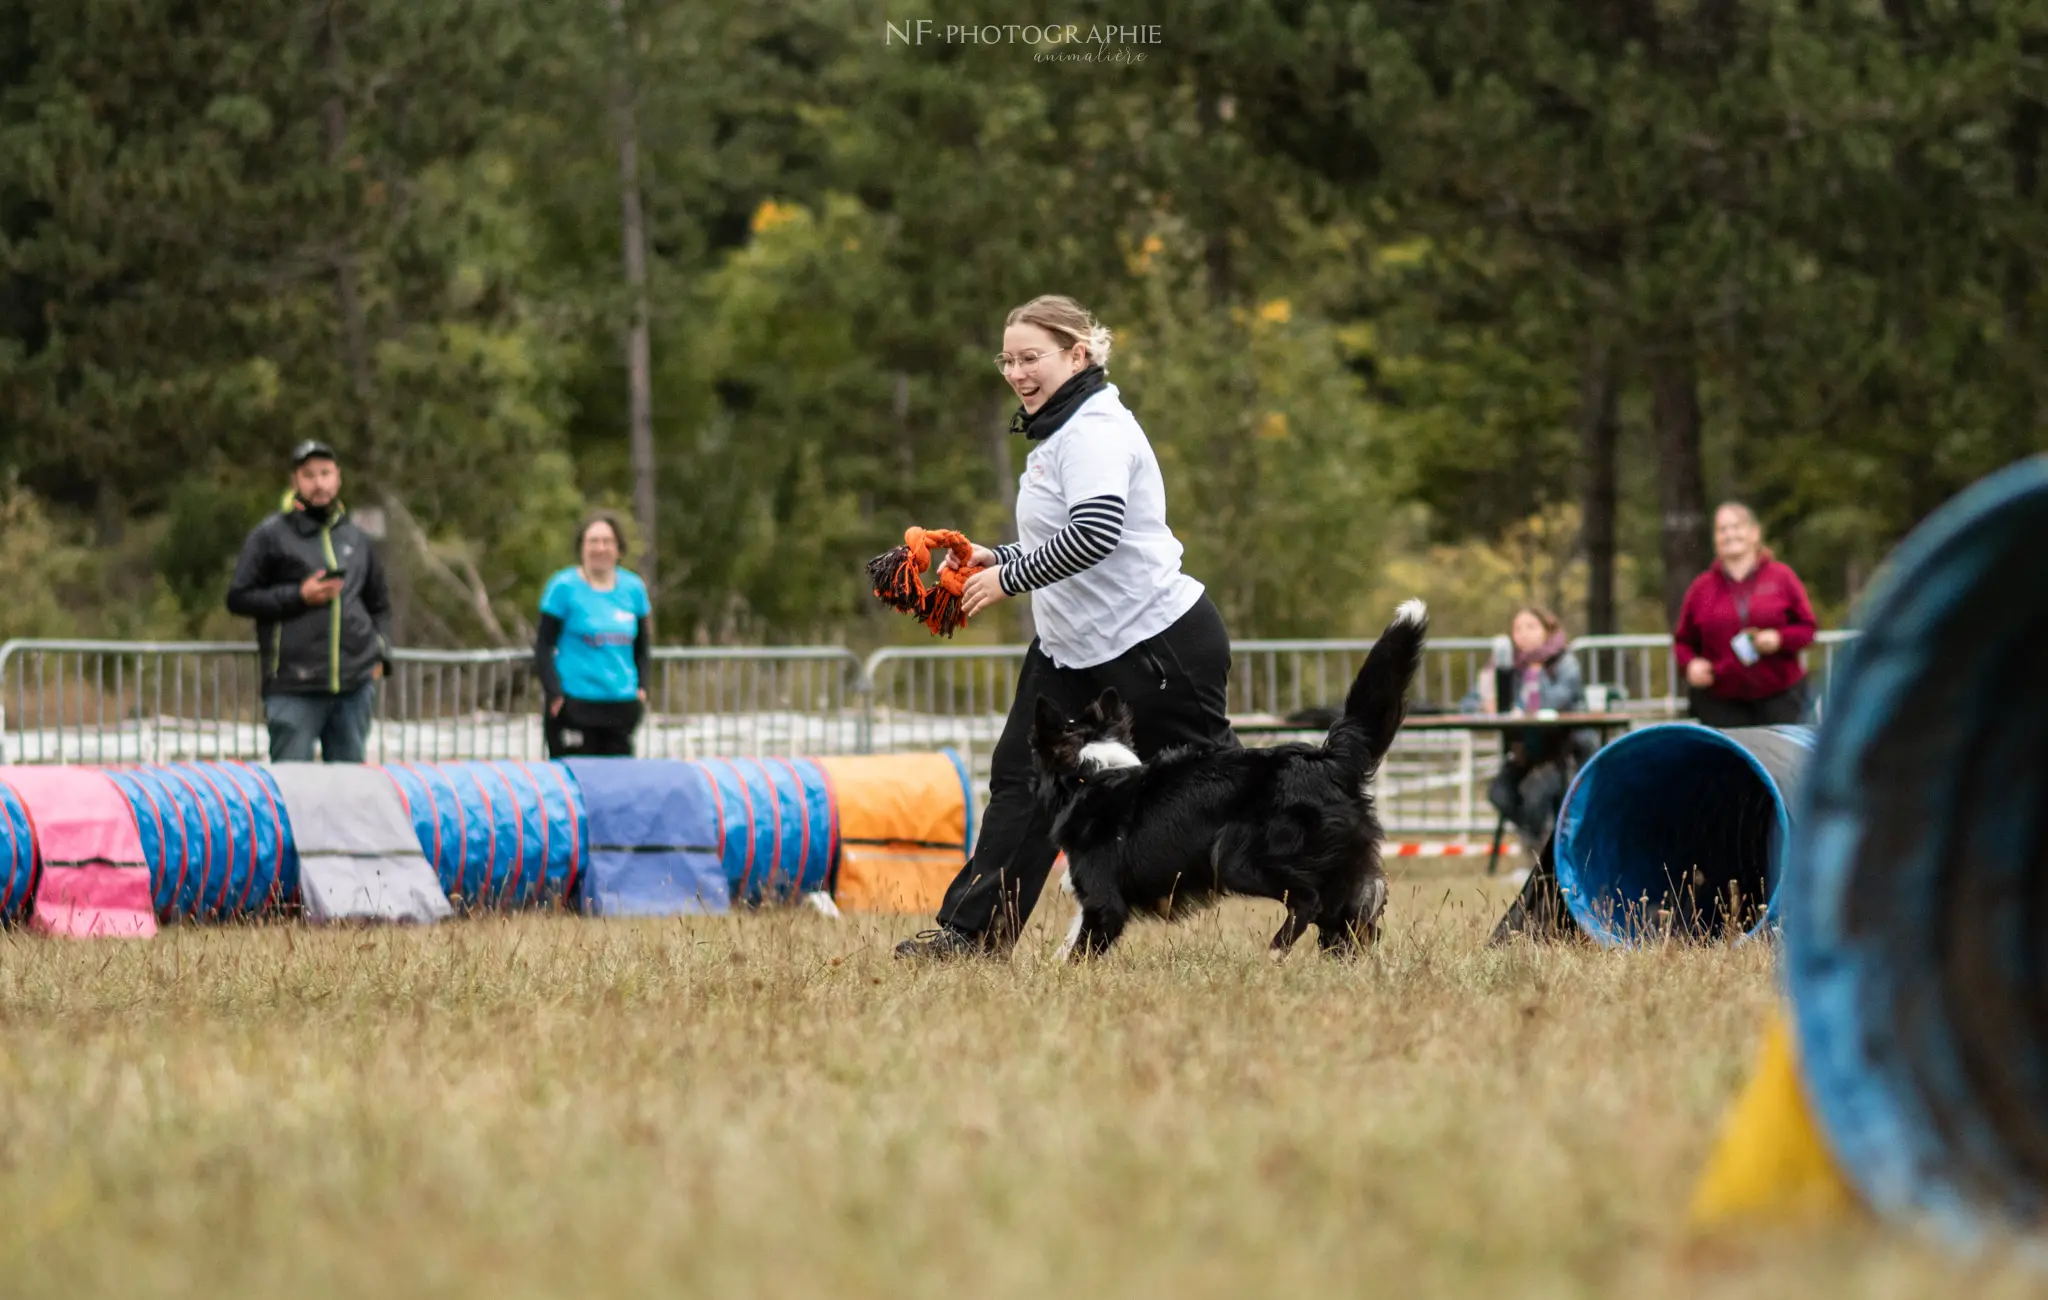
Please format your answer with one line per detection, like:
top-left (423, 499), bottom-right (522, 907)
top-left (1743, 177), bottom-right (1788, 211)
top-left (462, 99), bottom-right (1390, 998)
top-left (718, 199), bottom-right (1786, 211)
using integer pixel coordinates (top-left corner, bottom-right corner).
top-left (535, 513), bottom-right (652, 758)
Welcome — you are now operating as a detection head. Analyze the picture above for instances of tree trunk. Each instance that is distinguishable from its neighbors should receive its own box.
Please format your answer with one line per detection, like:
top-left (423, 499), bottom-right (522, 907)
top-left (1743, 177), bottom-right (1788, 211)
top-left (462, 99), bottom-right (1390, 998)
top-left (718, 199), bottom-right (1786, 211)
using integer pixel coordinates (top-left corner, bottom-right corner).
top-left (321, 1), bottom-right (376, 465)
top-left (1576, 337), bottom-right (1620, 634)
top-left (607, 0), bottom-right (658, 592)
top-left (93, 482), bottom-right (122, 547)
top-left (385, 506), bottom-right (415, 647)
top-left (1650, 336), bottom-right (1708, 626)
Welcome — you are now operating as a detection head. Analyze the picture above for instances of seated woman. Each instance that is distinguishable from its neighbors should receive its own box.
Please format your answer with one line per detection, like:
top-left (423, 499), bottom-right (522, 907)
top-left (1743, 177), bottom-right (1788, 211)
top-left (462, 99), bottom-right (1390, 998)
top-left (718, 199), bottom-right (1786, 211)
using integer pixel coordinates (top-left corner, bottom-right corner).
top-left (1464, 606), bottom-right (1596, 850)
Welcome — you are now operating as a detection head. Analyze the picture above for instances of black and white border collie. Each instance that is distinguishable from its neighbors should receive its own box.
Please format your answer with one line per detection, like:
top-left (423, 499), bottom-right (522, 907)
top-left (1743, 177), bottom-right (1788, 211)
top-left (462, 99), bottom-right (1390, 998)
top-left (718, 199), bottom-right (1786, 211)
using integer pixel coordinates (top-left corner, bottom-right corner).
top-left (1031, 599), bottom-right (1428, 961)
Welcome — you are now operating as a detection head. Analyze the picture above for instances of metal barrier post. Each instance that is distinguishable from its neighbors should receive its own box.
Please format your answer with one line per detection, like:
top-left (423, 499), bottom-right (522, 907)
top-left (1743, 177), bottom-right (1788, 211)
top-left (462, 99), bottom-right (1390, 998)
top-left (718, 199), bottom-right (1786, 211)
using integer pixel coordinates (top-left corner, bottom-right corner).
top-left (1458, 729), bottom-right (1474, 841)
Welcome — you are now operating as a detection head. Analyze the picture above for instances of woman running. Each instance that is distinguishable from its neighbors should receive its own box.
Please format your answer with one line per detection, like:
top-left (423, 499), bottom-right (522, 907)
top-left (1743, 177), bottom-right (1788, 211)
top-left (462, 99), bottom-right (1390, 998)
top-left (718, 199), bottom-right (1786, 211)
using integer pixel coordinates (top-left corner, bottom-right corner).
top-left (896, 295), bottom-right (1239, 960)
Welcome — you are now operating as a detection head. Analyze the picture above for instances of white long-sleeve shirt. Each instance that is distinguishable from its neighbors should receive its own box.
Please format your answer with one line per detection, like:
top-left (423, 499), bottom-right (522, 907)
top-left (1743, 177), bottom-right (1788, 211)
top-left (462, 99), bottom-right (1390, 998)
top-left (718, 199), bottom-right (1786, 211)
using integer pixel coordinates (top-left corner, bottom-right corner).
top-left (995, 384), bottom-right (1202, 669)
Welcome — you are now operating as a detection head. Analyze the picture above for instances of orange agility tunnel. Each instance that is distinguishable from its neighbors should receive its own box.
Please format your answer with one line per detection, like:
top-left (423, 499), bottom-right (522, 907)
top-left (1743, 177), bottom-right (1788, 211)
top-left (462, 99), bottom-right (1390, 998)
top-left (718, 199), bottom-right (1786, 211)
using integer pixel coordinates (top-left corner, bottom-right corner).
top-left (813, 750), bottom-right (974, 913)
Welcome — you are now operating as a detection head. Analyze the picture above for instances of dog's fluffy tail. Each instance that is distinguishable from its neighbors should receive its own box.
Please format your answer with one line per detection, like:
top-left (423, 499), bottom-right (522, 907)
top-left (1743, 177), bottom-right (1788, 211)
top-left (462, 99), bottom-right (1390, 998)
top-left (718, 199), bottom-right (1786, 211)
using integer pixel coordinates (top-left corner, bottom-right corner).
top-left (1326, 598), bottom-right (1428, 775)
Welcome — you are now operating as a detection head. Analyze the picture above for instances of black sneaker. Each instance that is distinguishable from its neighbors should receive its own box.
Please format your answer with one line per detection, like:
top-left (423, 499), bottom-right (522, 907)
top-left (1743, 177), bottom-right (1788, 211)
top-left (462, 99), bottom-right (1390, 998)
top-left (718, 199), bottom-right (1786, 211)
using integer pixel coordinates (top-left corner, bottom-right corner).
top-left (893, 927), bottom-right (999, 961)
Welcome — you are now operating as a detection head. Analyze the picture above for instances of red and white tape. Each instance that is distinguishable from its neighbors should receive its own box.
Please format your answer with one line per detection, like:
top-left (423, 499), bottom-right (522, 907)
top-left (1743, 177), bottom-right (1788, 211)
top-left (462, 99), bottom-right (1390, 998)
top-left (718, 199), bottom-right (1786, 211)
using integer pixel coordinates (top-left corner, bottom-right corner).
top-left (1385, 841), bottom-right (1524, 858)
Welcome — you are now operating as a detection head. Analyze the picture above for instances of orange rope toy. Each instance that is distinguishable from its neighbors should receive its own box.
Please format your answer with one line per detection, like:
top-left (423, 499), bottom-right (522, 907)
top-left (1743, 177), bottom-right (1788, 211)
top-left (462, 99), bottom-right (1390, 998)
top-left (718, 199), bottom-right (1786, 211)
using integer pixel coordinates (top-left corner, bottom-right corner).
top-left (867, 526), bottom-right (986, 637)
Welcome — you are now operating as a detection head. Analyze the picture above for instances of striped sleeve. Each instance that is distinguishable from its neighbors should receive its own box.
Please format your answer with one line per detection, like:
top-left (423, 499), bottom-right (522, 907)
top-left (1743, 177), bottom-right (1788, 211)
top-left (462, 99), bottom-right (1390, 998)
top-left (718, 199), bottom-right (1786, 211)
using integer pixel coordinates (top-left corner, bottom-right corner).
top-left (997, 495), bottom-right (1126, 595)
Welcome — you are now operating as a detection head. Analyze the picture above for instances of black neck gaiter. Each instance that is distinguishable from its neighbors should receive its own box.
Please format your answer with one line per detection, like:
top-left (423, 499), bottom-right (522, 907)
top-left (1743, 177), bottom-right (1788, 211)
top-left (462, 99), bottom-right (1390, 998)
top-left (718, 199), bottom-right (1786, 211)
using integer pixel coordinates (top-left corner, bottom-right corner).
top-left (1009, 364), bottom-right (1107, 441)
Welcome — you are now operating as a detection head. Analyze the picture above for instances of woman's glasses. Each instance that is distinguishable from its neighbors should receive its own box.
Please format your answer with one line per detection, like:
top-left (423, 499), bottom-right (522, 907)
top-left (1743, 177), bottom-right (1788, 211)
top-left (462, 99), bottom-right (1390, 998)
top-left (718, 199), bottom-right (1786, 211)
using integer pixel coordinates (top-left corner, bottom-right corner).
top-left (994, 347), bottom-right (1071, 373)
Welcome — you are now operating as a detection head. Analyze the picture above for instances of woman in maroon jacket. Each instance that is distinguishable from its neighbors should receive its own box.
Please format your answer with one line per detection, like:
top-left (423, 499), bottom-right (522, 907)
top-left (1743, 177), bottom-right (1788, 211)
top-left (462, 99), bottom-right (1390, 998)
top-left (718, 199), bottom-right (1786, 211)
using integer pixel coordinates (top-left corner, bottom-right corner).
top-left (1672, 502), bottom-right (1817, 728)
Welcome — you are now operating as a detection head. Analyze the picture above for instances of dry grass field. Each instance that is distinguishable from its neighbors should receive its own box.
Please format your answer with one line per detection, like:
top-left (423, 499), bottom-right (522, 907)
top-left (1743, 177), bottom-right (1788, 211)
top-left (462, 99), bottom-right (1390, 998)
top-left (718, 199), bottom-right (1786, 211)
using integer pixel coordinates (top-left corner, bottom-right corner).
top-left (1, 870), bottom-right (2042, 1299)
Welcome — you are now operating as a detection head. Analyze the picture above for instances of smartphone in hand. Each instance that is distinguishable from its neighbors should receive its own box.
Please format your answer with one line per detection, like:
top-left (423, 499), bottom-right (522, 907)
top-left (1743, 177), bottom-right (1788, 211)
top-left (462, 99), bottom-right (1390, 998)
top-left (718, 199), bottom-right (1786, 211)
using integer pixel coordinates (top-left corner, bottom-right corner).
top-left (1730, 630), bottom-right (1760, 666)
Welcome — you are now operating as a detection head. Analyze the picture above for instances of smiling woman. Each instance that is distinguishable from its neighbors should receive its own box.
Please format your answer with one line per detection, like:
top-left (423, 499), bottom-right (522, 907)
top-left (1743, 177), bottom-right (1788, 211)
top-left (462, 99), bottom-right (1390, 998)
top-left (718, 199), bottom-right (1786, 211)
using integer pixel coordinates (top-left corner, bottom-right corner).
top-left (1673, 502), bottom-right (1819, 728)
top-left (534, 511), bottom-right (653, 759)
top-left (895, 294), bottom-right (1241, 961)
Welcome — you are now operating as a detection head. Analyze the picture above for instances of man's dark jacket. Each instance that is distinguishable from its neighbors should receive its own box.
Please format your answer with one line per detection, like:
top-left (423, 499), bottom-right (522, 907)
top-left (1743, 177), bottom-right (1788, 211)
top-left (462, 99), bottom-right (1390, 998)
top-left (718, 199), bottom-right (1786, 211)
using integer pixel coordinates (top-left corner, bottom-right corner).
top-left (226, 498), bottom-right (392, 696)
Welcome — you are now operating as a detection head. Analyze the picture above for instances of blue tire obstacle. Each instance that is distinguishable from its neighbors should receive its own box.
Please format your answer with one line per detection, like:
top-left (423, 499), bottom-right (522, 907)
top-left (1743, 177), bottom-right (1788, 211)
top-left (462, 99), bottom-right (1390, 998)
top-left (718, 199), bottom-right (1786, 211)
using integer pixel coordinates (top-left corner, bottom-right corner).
top-left (1553, 724), bottom-right (1816, 944)
top-left (1779, 454), bottom-right (2048, 1245)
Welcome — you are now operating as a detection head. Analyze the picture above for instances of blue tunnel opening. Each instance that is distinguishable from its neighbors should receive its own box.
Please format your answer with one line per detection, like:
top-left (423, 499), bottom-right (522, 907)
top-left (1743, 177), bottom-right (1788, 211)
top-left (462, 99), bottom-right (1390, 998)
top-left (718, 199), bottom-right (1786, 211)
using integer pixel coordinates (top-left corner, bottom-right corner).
top-left (1554, 724), bottom-right (1813, 945)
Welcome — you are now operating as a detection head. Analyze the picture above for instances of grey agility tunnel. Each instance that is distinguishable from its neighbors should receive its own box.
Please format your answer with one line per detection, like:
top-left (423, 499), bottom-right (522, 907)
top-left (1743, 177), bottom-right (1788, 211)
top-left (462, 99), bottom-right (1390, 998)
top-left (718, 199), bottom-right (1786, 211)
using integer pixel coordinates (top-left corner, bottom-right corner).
top-left (1776, 454), bottom-right (2048, 1245)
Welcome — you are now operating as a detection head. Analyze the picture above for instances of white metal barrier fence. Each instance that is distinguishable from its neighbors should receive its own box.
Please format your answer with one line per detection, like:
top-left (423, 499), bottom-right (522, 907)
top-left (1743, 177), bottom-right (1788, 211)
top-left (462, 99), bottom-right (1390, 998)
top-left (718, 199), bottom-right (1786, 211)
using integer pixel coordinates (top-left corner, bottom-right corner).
top-left (370, 646), bottom-right (871, 762)
top-left (0, 642), bottom-right (871, 767)
top-left (0, 631), bottom-right (1859, 838)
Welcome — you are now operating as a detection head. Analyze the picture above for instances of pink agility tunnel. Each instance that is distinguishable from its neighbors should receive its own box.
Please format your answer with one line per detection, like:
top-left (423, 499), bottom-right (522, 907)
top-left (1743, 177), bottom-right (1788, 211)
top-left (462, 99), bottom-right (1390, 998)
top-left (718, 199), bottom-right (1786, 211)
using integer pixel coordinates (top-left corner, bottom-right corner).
top-left (0, 767), bottom-right (157, 939)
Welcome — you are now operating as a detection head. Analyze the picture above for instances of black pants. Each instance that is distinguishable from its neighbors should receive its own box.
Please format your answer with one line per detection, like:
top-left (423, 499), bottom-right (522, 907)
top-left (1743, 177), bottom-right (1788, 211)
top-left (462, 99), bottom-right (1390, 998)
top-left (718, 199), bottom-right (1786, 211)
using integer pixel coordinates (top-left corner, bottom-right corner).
top-left (935, 594), bottom-right (1239, 945)
top-left (1488, 758), bottom-right (1570, 848)
top-left (544, 697), bottom-right (642, 759)
top-left (1689, 682), bottom-right (1807, 729)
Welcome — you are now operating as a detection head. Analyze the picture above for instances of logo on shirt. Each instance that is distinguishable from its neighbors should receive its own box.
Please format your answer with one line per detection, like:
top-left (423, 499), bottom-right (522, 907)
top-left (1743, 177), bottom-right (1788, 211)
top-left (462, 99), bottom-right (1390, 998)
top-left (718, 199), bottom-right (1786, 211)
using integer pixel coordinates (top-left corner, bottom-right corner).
top-left (1029, 461), bottom-right (1047, 483)
top-left (615, 609), bottom-right (633, 623)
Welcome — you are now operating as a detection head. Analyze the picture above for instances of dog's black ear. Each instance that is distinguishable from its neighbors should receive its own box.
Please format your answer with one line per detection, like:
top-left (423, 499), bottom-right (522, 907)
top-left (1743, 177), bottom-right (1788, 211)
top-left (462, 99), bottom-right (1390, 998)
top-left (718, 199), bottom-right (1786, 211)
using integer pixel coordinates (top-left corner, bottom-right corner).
top-left (1094, 688), bottom-right (1134, 741)
top-left (1032, 694), bottom-right (1067, 740)
top-left (1089, 687), bottom-right (1120, 724)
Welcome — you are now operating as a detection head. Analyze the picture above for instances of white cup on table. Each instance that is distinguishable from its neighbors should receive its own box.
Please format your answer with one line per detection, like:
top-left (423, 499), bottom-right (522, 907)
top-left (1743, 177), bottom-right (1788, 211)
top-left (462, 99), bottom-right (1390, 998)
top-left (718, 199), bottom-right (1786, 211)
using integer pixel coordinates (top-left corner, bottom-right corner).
top-left (1585, 683), bottom-right (1611, 713)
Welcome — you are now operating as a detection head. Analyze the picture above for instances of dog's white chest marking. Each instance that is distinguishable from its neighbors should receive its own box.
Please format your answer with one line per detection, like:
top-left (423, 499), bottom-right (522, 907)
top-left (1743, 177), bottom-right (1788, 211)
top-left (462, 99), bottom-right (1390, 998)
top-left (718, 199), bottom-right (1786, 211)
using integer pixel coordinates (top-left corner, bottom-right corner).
top-left (1055, 867), bottom-right (1085, 959)
top-left (1057, 906), bottom-right (1086, 960)
top-left (1078, 740), bottom-right (1141, 773)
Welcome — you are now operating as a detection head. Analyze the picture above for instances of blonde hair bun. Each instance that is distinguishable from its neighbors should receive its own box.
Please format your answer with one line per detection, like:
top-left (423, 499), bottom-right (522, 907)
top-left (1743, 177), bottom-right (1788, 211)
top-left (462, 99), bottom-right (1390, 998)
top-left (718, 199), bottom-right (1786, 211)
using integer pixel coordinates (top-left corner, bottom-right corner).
top-left (1006, 295), bottom-right (1112, 370)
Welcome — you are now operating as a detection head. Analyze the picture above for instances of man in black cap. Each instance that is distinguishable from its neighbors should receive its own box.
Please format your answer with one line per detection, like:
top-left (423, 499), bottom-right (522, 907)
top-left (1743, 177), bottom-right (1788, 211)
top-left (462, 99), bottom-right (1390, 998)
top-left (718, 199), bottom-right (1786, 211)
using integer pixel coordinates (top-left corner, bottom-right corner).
top-left (226, 441), bottom-right (393, 762)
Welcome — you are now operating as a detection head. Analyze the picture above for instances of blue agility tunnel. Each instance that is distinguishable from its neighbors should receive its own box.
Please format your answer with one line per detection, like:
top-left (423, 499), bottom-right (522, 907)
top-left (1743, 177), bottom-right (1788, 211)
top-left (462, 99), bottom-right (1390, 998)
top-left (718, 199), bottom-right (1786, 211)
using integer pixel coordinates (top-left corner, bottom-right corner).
top-left (0, 779), bottom-right (35, 920)
top-left (765, 757), bottom-right (837, 898)
top-left (694, 758), bottom-right (837, 905)
top-left (1553, 724), bottom-right (1815, 945)
top-left (566, 758), bottom-right (729, 916)
top-left (107, 762), bottom-right (298, 917)
top-left (383, 762), bottom-right (584, 909)
top-left (1779, 454), bottom-right (2048, 1246)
